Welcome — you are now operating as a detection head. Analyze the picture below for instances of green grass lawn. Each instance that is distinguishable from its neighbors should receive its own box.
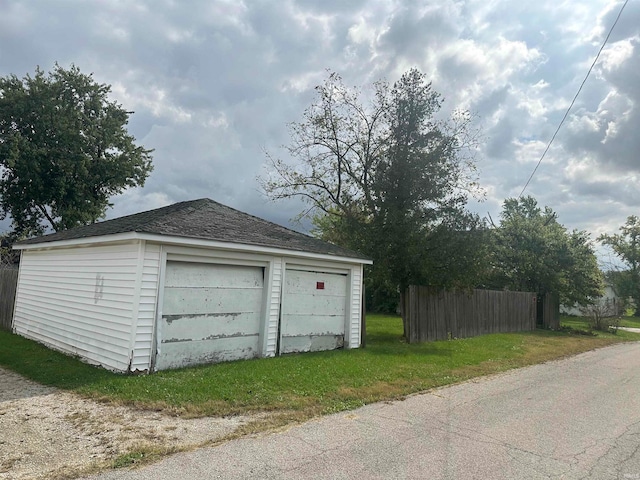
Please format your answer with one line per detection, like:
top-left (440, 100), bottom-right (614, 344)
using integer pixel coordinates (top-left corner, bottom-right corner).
top-left (618, 316), bottom-right (640, 328)
top-left (561, 314), bottom-right (640, 330)
top-left (1, 314), bottom-right (638, 420)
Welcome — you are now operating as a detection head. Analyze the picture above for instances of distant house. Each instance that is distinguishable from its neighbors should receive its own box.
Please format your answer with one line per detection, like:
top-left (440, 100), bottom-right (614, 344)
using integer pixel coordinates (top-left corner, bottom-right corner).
top-left (560, 284), bottom-right (620, 317)
top-left (12, 199), bottom-right (371, 373)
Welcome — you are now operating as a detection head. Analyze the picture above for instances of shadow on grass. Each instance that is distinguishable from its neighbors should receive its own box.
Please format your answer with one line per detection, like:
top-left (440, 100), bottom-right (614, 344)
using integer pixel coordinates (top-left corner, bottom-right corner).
top-left (0, 367), bottom-right (59, 402)
top-left (0, 330), bottom-right (119, 393)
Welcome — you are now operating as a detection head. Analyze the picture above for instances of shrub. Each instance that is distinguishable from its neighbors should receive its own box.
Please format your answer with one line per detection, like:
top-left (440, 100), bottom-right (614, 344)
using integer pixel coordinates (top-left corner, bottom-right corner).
top-left (581, 299), bottom-right (620, 332)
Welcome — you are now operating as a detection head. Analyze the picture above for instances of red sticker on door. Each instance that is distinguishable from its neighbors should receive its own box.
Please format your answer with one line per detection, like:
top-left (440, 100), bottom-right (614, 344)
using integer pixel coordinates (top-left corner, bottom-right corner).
top-left (316, 281), bottom-right (325, 289)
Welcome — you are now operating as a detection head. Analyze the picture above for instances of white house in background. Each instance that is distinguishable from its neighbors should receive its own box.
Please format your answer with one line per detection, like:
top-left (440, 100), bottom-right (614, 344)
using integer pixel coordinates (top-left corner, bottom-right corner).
top-left (560, 284), bottom-right (620, 316)
top-left (12, 198), bottom-right (371, 373)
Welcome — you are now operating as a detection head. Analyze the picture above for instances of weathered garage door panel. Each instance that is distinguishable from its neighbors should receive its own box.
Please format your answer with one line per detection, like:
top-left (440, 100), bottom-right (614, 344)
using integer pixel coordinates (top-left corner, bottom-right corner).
top-left (163, 288), bottom-right (263, 316)
top-left (155, 262), bottom-right (264, 370)
top-left (164, 262), bottom-right (263, 288)
top-left (162, 313), bottom-right (261, 343)
top-left (280, 334), bottom-right (344, 353)
top-left (284, 274), bottom-right (346, 295)
top-left (280, 269), bottom-right (347, 354)
top-left (282, 295), bottom-right (346, 317)
top-left (281, 314), bottom-right (344, 336)
top-left (159, 336), bottom-right (259, 367)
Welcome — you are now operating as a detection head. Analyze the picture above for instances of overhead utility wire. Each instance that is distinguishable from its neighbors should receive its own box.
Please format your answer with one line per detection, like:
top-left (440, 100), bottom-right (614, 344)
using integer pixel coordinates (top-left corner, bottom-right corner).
top-left (518, 0), bottom-right (629, 197)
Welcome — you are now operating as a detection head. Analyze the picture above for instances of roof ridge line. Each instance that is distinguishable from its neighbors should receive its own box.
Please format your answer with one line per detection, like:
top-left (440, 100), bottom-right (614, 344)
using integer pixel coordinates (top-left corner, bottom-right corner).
top-left (14, 198), bottom-right (371, 261)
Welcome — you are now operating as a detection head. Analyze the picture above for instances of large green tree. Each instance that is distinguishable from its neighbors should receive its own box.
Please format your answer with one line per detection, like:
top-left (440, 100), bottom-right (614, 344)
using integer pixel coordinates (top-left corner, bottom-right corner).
top-left (599, 216), bottom-right (640, 316)
top-left (263, 69), bottom-right (485, 311)
top-left (488, 196), bottom-right (602, 307)
top-left (0, 64), bottom-right (153, 237)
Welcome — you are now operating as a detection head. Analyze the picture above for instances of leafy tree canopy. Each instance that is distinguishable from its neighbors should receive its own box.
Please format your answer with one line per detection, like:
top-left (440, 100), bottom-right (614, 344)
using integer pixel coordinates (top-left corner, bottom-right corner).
top-left (488, 196), bottom-right (602, 306)
top-left (262, 69), bottom-right (485, 311)
top-left (599, 215), bottom-right (640, 316)
top-left (0, 64), bottom-right (153, 237)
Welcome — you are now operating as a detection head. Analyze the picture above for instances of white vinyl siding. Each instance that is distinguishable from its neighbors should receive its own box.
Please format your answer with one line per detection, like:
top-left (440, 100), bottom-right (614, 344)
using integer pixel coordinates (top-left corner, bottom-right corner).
top-left (13, 237), bottom-right (367, 373)
top-left (348, 265), bottom-right (363, 348)
top-left (129, 243), bottom-right (161, 372)
top-left (13, 243), bottom-right (141, 372)
top-left (263, 258), bottom-right (282, 357)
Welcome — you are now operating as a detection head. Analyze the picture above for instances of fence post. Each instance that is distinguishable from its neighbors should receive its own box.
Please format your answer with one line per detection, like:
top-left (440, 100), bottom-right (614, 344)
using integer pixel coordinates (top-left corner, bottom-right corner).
top-left (542, 293), bottom-right (560, 329)
top-left (0, 268), bottom-right (19, 331)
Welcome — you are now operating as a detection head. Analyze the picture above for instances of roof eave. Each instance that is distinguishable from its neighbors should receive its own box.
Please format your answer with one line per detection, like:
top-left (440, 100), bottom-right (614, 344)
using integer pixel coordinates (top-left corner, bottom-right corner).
top-left (13, 232), bottom-right (141, 250)
top-left (14, 232), bottom-right (373, 265)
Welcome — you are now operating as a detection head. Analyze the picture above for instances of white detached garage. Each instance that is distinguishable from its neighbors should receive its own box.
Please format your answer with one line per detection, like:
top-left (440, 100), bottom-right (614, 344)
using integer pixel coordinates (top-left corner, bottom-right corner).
top-left (12, 199), bottom-right (371, 373)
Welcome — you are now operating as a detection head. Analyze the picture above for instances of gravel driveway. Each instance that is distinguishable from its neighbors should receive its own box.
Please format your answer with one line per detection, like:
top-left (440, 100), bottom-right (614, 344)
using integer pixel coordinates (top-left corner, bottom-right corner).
top-left (0, 368), bottom-right (253, 480)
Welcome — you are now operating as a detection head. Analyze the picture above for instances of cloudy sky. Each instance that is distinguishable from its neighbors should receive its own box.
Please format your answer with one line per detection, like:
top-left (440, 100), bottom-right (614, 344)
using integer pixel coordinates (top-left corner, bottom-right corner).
top-left (0, 0), bottom-right (637, 260)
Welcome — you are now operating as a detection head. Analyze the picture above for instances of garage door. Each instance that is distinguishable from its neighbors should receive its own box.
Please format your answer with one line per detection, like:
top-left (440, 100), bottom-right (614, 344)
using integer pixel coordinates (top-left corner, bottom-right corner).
top-left (280, 269), bottom-right (347, 354)
top-left (155, 261), bottom-right (264, 370)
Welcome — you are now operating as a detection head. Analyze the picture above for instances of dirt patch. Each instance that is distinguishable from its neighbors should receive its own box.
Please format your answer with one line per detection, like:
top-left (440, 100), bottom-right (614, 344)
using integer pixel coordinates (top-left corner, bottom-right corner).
top-left (0, 368), bottom-right (257, 480)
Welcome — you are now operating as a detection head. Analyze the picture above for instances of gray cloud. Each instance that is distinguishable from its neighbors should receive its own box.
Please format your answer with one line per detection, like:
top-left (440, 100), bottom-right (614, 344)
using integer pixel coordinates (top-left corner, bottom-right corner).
top-left (0, 0), bottom-right (637, 245)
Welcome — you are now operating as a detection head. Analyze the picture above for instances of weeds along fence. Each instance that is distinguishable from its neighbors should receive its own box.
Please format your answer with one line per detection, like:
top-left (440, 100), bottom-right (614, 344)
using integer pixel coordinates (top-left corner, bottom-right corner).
top-left (402, 286), bottom-right (536, 343)
top-left (0, 268), bottom-right (18, 331)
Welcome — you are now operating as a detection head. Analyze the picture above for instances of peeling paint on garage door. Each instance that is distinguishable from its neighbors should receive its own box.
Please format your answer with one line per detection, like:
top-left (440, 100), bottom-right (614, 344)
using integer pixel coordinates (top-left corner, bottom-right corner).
top-left (155, 261), bottom-right (264, 370)
top-left (280, 269), bottom-right (347, 354)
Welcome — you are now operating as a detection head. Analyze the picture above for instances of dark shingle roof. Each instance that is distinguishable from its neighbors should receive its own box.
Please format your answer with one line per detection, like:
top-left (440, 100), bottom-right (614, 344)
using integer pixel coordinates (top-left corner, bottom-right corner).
top-left (15, 198), bottom-right (370, 260)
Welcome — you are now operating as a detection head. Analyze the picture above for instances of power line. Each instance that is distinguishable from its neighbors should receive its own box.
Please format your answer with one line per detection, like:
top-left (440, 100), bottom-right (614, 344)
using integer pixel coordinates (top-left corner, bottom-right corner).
top-left (519, 0), bottom-right (630, 197)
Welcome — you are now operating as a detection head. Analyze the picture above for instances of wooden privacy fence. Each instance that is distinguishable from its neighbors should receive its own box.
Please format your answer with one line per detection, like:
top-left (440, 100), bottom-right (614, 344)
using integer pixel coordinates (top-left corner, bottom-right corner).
top-left (538, 292), bottom-right (560, 329)
top-left (402, 286), bottom-right (537, 343)
top-left (0, 268), bottom-right (18, 331)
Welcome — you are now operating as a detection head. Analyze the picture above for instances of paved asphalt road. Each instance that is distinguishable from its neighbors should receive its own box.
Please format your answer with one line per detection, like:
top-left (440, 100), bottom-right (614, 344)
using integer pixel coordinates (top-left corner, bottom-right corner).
top-left (83, 342), bottom-right (640, 480)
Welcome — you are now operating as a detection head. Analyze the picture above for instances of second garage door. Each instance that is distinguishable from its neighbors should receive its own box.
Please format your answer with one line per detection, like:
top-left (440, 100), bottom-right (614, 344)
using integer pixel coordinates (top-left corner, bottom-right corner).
top-left (155, 261), bottom-right (264, 370)
top-left (280, 268), bottom-right (347, 354)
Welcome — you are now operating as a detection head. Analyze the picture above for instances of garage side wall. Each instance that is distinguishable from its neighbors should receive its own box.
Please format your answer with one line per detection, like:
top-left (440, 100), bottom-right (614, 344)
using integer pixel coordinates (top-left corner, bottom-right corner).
top-left (13, 243), bottom-right (142, 372)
